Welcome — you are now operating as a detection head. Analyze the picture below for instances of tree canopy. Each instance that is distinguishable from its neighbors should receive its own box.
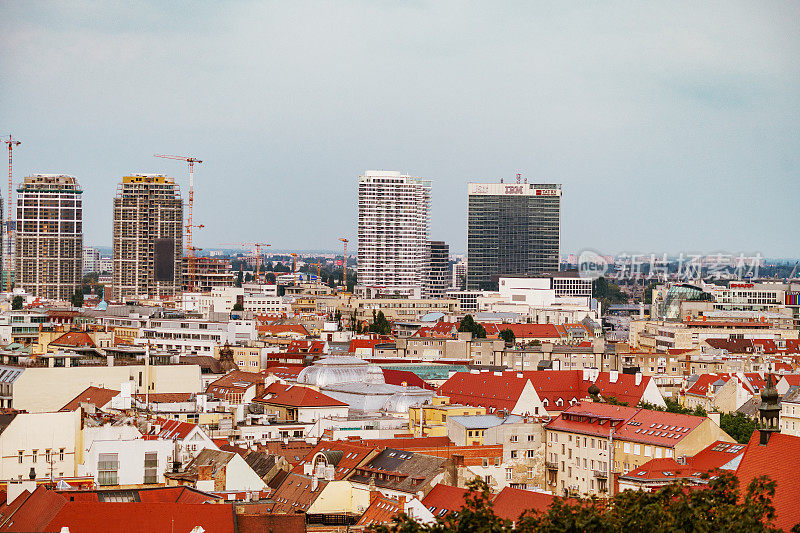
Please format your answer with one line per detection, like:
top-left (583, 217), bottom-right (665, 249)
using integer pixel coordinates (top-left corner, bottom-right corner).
top-left (369, 310), bottom-right (392, 335)
top-left (499, 328), bottom-right (516, 346)
top-left (458, 314), bottom-right (486, 339)
top-left (370, 473), bottom-right (783, 532)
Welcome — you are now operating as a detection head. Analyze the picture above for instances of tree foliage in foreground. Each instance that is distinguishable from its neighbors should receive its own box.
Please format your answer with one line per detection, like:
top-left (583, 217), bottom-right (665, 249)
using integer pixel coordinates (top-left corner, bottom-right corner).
top-left (370, 473), bottom-right (784, 533)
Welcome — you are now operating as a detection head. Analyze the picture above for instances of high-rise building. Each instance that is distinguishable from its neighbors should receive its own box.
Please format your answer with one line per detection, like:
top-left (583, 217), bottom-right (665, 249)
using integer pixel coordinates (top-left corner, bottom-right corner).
top-left (357, 170), bottom-right (431, 298)
top-left (181, 256), bottom-right (234, 292)
top-left (83, 246), bottom-right (101, 275)
top-left (451, 260), bottom-right (467, 290)
top-left (425, 240), bottom-right (450, 299)
top-left (15, 174), bottom-right (83, 300)
top-left (113, 174), bottom-right (183, 300)
top-left (467, 182), bottom-right (561, 291)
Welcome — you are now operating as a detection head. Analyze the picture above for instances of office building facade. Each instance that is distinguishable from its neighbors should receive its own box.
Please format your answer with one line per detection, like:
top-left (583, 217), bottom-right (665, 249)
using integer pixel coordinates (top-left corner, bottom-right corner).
top-left (425, 240), bottom-right (450, 299)
top-left (357, 171), bottom-right (431, 298)
top-left (467, 182), bottom-right (561, 290)
top-left (15, 174), bottom-right (83, 300)
top-left (83, 246), bottom-right (102, 275)
top-left (113, 174), bottom-right (183, 300)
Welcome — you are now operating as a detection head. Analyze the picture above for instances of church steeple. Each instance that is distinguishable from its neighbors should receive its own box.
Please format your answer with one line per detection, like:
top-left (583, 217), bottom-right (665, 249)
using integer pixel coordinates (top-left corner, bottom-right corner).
top-left (757, 371), bottom-right (780, 445)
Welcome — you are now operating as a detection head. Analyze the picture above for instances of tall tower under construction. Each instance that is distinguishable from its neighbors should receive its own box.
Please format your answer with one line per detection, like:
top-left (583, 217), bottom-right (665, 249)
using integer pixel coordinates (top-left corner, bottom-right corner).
top-left (112, 174), bottom-right (183, 300)
top-left (15, 174), bottom-right (83, 300)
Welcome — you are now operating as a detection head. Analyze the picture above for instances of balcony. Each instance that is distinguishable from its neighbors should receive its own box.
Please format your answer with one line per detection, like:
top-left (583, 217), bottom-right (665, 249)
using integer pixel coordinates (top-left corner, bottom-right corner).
top-left (545, 461), bottom-right (558, 471)
top-left (593, 470), bottom-right (608, 479)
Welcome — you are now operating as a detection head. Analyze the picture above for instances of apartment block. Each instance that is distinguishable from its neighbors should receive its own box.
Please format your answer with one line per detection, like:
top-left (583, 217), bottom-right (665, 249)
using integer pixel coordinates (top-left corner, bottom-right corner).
top-left (357, 170), bottom-right (431, 298)
top-left (15, 174), bottom-right (83, 300)
top-left (112, 174), bottom-right (183, 300)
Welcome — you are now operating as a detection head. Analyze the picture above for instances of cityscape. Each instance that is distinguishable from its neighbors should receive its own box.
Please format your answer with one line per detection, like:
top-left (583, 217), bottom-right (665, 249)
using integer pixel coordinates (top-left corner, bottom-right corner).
top-left (1, 2), bottom-right (799, 533)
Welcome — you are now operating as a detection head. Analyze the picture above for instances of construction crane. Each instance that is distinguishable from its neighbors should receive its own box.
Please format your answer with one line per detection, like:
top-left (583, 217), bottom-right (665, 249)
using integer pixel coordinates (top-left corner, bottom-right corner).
top-left (186, 246), bottom-right (202, 291)
top-left (3, 135), bottom-right (21, 292)
top-left (339, 238), bottom-right (349, 291)
top-left (222, 242), bottom-right (269, 283)
top-left (155, 154), bottom-right (203, 291)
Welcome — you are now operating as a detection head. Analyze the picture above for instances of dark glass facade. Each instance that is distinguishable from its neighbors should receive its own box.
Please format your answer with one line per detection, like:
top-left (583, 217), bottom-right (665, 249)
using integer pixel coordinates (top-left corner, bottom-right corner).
top-left (467, 183), bottom-right (561, 290)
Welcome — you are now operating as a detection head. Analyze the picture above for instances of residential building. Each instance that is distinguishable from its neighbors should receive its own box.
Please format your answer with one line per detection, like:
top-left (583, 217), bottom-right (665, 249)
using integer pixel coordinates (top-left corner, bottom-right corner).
top-left (112, 174), bottom-right (183, 300)
top-left (467, 181), bottom-right (561, 290)
top-left (254, 382), bottom-right (349, 423)
top-left (357, 170), bottom-right (431, 298)
top-left (15, 174), bottom-right (83, 300)
top-left (544, 403), bottom-right (733, 497)
top-left (780, 387), bottom-right (800, 436)
top-left (408, 396), bottom-right (486, 437)
top-left (82, 246), bottom-right (101, 275)
top-left (0, 410), bottom-right (82, 481)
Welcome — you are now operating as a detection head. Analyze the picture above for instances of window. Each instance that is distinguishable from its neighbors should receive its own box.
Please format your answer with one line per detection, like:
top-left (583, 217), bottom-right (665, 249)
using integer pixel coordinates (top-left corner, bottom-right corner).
top-left (144, 452), bottom-right (158, 484)
top-left (32, 450), bottom-right (38, 463)
top-left (506, 468), bottom-right (513, 481)
top-left (510, 435), bottom-right (518, 443)
top-left (59, 448), bottom-right (65, 461)
top-left (527, 435), bottom-right (535, 442)
top-left (45, 449), bottom-right (51, 463)
top-left (98, 453), bottom-right (119, 486)
top-left (527, 467), bottom-right (535, 479)
top-left (18, 450), bottom-right (23, 464)
top-left (526, 449), bottom-right (535, 458)
top-left (510, 450), bottom-right (518, 459)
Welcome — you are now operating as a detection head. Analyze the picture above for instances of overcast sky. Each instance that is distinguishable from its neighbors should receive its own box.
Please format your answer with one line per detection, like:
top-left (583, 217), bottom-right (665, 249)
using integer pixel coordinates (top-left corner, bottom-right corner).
top-left (2, 1), bottom-right (798, 258)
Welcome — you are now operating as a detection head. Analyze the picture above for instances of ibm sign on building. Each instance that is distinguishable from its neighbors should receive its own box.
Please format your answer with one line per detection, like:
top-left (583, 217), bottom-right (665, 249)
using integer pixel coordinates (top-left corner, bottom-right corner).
top-left (467, 182), bottom-right (562, 291)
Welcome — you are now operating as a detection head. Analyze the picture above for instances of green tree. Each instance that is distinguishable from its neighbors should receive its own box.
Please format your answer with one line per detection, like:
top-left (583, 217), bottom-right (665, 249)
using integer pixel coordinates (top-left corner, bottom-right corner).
top-left (372, 472), bottom-right (782, 533)
top-left (235, 270), bottom-right (243, 288)
top-left (499, 328), bottom-right (516, 346)
top-left (644, 281), bottom-right (658, 304)
top-left (592, 276), bottom-right (630, 313)
top-left (720, 412), bottom-right (757, 444)
top-left (11, 296), bottom-right (23, 310)
top-left (70, 289), bottom-right (84, 308)
top-left (232, 302), bottom-right (244, 312)
top-left (638, 398), bottom-right (706, 417)
top-left (458, 314), bottom-right (486, 339)
top-left (369, 310), bottom-right (391, 335)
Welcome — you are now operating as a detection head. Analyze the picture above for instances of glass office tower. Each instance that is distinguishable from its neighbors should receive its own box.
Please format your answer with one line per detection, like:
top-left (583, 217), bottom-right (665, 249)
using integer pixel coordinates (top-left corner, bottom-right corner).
top-left (467, 182), bottom-right (561, 290)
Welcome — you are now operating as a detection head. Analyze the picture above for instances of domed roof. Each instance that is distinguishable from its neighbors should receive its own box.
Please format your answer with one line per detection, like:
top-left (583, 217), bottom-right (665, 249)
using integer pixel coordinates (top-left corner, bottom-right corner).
top-left (383, 388), bottom-right (435, 413)
top-left (297, 356), bottom-right (385, 388)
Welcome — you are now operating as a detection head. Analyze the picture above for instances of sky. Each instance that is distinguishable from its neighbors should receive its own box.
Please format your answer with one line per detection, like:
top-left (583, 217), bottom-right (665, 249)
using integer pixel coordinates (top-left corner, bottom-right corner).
top-left (1, 1), bottom-right (799, 258)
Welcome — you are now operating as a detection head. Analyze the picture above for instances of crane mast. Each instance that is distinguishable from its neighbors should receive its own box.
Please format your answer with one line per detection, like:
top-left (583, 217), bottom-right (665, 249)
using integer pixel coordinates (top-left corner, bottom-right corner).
top-left (3, 135), bottom-right (21, 292)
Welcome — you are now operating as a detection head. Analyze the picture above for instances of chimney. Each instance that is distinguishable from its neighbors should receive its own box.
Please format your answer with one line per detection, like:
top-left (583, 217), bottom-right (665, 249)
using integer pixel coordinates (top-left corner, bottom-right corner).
top-left (609, 370), bottom-right (619, 383)
top-left (311, 475), bottom-right (318, 492)
top-left (635, 373), bottom-right (642, 386)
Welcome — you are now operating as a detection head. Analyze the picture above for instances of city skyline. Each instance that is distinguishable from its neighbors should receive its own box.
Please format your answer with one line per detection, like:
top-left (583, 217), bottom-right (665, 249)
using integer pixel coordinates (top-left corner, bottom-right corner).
top-left (2, 2), bottom-right (799, 257)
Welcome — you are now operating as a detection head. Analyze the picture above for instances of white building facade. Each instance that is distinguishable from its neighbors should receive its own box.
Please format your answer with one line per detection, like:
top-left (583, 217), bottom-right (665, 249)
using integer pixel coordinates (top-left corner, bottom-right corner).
top-left (357, 171), bottom-right (431, 299)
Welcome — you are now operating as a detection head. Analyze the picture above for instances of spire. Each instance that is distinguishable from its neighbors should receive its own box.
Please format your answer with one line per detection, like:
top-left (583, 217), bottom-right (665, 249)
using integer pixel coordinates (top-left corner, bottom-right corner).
top-left (757, 371), bottom-right (780, 445)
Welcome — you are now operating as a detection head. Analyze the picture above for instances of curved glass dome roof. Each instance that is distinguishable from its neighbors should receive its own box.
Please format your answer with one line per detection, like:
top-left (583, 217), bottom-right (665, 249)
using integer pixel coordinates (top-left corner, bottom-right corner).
top-left (297, 356), bottom-right (385, 388)
top-left (660, 283), bottom-right (714, 320)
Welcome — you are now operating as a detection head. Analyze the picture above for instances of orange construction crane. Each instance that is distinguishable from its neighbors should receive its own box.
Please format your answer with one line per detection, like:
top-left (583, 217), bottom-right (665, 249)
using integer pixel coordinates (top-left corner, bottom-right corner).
top-left (155, 154), bottom-right (203, 290)
top-left (186, 246), bottom-right (202, 291)
top-left (338, 238), bottom-right (349, 290)
top-left (3, 135), bottom-right (21, 292)
top-left (222, 242), bottom-right (269, 283)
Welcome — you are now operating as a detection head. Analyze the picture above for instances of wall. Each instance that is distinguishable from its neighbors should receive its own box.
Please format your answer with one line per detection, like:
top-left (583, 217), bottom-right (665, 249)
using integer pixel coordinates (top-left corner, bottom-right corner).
top-left (12, 364), bottom-right (202, 412)
top-left (0, 410), bottom-right (81, 480)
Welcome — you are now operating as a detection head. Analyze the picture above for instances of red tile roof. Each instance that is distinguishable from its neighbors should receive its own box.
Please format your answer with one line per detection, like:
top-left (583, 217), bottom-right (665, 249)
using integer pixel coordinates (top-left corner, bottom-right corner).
top-left (546, 403), bottom-right (706, 449)
top-left (492, 487), bottom-right (556, 521)
top-left (349, 338), bottom-right (391, 353)
top-left (286, 340), bottom-right (326, 354)
top-left (257, 324), bottom-right (309, 336)
top-left (59, 386), bottom-right (118, 412)
top-left (356, 493), bottom-right (405, 527)
top-left (421, 484), bottom-right (468, 518)
top-left (438, 372), bottom-right (529, 412)
top-left (205, 370), bottom-right (266, 398)
top-left (381, 368), bottom-right (435, 390)
top-left (291, 440), bottom-right (377, 480)
top-left (49, 331), bottom-right (96, 348)
top-left (149, 418), bottom-right (198, 440)
top-left (269, 472), bottom-right (326, 514)
top-left (0, 485), bottom-right (67, 532)
top-left (736, 432), bottom-right (800, 531)
top-left (623, 440), bottom-right (745, 484)
top-left (262, 366), bottom-right (304, 380)
top-left (255, 383), bottom-right (347, 408)
top-left (523, 370), bottom-right (653, 408)
top-left (501, 323), bottom-right (561, 339)
top-left (46, 502), bottom-right (234, 533)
